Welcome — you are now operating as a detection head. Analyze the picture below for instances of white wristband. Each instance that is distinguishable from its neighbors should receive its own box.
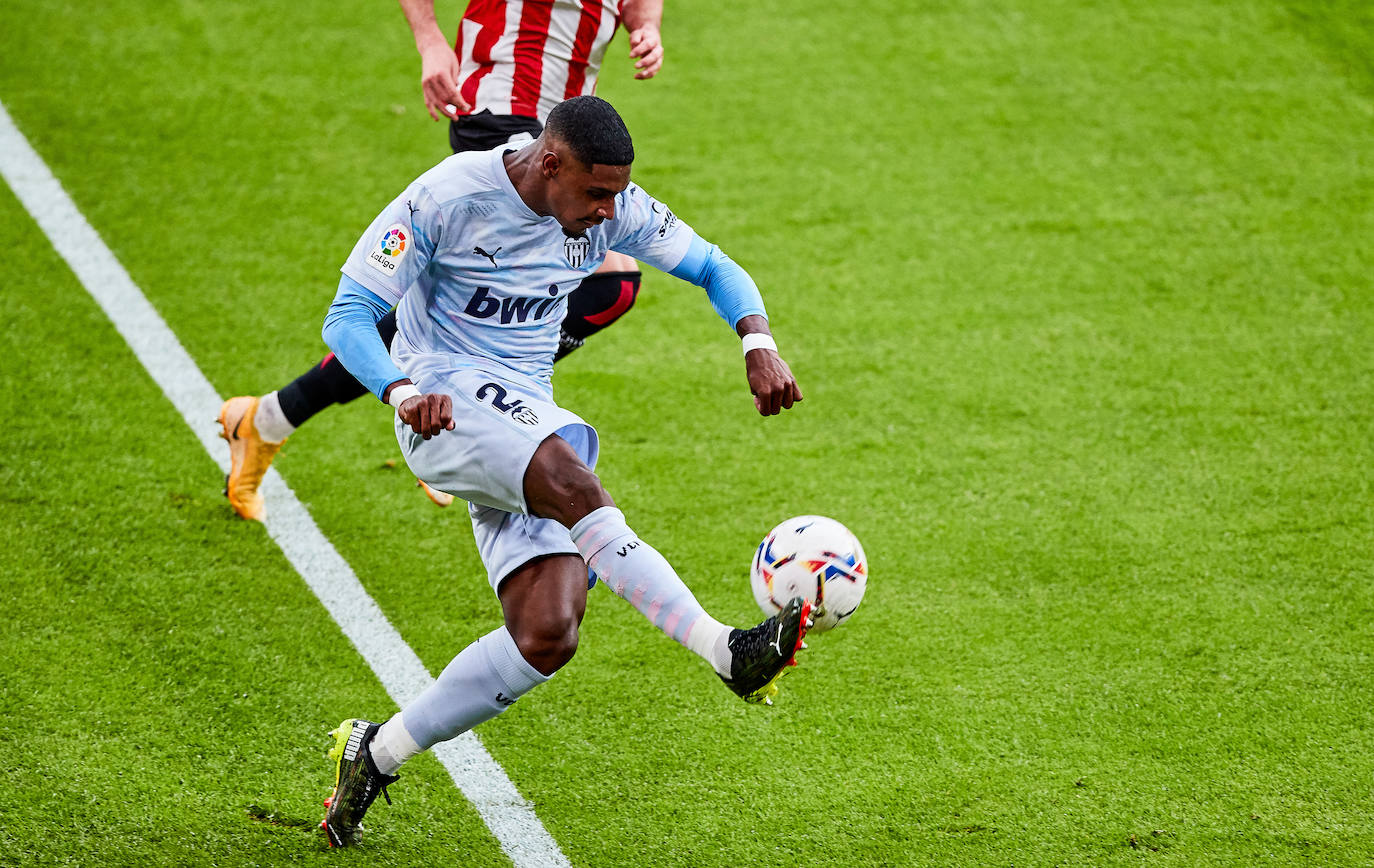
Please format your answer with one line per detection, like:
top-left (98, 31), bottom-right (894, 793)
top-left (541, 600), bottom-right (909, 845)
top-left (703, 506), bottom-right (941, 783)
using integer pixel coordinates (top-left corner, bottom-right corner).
top-left (741, 333), bottom-right (778, 356)
top-left (387, 383), bottom-right (421, 409)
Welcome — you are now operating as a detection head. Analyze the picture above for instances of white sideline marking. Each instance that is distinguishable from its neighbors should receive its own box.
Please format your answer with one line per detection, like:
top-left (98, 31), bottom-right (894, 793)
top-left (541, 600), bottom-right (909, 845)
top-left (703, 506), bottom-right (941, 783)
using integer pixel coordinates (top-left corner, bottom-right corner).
top-left (0, 102), bottom-right (571, 868)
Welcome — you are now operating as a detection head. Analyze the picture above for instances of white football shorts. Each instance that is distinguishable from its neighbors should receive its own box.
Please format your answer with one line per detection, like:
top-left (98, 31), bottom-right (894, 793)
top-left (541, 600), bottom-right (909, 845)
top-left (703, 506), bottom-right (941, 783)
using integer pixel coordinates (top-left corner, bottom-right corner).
top-left (394, 367), bottom-right (600, 591)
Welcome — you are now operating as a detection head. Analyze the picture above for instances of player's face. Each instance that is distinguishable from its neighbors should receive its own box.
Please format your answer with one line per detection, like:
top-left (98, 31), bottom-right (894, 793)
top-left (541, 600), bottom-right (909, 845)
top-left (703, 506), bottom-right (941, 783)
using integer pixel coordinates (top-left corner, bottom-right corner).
top-left (548, 157), bottom-right (631, 235)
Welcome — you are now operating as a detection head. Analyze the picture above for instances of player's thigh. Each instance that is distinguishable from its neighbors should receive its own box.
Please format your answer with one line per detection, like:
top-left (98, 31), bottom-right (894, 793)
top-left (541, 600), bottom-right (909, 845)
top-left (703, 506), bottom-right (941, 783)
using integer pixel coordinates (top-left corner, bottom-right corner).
top-left (396, 370), bottom-right (599, 514)
top-left (523, 433), bottom-right (614, 525)
top-left (597, 251), bottom-right (637, 273)
top-left (469, 503), bottom-right (584, 592)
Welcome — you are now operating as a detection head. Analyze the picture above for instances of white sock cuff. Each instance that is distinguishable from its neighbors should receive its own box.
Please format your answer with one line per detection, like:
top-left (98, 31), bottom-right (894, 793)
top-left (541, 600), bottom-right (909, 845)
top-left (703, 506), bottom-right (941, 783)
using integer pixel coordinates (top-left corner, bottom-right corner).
top-left (372, 714), bottom-right (422, 775)
top-left (569, 505), bottom-right (631, 560)
top-left (253, 391), bottom-right (295, 443)
top-left (486, 625), bottom-right (549, 696)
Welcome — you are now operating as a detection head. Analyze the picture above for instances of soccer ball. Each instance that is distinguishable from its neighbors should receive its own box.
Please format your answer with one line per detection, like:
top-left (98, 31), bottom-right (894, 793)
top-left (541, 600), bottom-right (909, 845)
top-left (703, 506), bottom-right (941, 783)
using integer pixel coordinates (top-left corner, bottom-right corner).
top-left (750, 515), bottom-right (868, 632)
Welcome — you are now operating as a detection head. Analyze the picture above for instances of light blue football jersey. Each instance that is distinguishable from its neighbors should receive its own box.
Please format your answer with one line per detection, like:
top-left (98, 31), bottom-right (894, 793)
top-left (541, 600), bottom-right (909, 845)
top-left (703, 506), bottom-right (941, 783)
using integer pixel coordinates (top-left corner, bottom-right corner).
top-left (340, 143), bottom-right (695, 398)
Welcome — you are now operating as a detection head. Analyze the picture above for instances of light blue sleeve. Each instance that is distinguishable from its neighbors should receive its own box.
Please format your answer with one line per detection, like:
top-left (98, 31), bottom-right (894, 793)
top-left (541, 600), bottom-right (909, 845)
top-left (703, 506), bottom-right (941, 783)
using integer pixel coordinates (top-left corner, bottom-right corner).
top-left (321, 274), bottom-right (408, 400)
top-left (668, 235), bottom-right (768, 328)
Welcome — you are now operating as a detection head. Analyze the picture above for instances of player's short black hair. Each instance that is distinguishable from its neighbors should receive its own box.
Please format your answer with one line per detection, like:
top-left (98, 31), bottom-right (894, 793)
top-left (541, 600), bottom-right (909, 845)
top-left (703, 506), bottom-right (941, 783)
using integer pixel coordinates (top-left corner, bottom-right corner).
top-left (545, 96), bottom-right (634, 167)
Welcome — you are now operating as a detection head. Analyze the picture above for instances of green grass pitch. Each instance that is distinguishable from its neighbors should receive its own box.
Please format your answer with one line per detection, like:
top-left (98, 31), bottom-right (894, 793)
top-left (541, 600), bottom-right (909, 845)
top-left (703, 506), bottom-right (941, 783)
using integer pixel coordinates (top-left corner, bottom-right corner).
top-left (2, 0), bottom-right (1372, 864)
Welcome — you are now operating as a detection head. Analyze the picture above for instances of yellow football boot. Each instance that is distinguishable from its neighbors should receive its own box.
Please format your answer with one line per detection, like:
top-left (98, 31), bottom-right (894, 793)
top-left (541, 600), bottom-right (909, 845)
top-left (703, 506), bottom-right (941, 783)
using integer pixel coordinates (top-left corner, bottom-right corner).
top-left (217, 396), bottom-right (283, 521)
top-left (416, 479), bottom-right (455, 507)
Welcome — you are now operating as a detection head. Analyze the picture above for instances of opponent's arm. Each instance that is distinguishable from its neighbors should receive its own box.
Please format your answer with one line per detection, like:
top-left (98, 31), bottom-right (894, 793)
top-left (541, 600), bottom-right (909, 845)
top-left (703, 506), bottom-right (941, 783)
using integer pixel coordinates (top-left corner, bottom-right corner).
top-left (397, 0), bottom-right (469, 120)
top-left (669, 237), bottom-right (803, 416)
top-left (620, 0), bottom-right (664, 80)
top-left (322, 275), bottom-right (453, 437)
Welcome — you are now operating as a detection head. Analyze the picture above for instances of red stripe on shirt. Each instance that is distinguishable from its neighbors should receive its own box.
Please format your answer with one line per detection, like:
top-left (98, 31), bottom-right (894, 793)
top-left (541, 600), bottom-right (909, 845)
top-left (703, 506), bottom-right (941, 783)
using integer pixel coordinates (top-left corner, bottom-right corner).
top-left (563, 0), bottom-right (604, 99)
top-left (459, 0), bottom-right (508, 113)
top-left (510, 0), bottom-right (554, 118)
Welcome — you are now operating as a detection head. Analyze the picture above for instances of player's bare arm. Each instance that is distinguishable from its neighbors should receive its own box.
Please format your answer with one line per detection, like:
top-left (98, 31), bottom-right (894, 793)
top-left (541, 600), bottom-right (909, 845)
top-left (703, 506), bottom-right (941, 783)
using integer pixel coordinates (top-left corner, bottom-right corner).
top-left (621, 0), bottom-right (664, 80)
top-left (737, 314), bottom-right (802, 416)
top-left (396, 0), bottom-right (469, 119)
top-left (654, 220), bottom-right (788, 416)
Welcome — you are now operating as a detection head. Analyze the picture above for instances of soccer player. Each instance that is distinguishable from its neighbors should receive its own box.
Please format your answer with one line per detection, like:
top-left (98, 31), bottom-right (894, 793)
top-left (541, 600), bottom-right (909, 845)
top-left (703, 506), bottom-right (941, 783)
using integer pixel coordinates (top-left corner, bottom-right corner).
top-left (317, 96), bottom-right (808, 847)
top-left (217, 0), bottom-right (664, 520)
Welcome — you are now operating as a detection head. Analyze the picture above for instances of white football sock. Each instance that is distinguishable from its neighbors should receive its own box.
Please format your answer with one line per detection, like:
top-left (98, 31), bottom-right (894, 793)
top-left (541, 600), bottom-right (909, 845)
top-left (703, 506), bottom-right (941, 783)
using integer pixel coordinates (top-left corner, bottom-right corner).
top-left (369, 715), bottom-right (420, 776)
top-left (396, 625), bottom-right (549, 755)
top-left (570, 506), bottom-right (733, 676)
top-left (253, 391), bottom-right (295, 443)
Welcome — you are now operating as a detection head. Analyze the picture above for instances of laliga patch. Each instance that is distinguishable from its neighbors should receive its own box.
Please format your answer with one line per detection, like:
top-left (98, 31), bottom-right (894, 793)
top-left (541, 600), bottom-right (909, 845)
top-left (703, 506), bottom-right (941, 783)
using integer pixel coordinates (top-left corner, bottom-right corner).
top-left (366, 223), bottom-right (409, 276)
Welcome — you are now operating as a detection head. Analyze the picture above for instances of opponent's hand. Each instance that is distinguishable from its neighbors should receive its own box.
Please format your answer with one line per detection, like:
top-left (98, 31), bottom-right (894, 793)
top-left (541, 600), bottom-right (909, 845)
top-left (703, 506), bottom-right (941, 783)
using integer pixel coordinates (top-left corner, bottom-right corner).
top-left (399, 393), bottom-right (455, 438)
top-left (745, 348), bottom-right (803, 416)
top-left (628, 25), bottom-right (663, 79)
top-left (419, 39), bottom-right (469, 120)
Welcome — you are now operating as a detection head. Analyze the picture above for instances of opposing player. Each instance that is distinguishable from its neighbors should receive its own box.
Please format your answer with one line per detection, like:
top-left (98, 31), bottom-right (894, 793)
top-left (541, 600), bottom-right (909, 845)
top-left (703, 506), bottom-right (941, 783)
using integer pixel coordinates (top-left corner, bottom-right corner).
top-left (218, 0), bottom-right (664, 520)
top-left (317, 96), bottom-right (807, 847)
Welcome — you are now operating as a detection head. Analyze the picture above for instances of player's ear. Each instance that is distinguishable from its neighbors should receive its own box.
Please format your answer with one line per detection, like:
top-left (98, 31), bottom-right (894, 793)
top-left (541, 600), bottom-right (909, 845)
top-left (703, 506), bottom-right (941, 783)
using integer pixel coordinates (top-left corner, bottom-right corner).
top-left (540, 150), bottom-right (561, 179)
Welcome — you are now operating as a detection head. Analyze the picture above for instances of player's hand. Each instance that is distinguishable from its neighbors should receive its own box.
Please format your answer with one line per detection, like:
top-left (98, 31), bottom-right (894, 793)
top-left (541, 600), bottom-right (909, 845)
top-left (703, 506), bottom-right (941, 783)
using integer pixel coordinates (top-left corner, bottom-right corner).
top-left (628, 25), bottom-right (663, 79)
top-left (419, 39), bottom-right (469, 121)
top-left (745, 348), bottom-right (803, 416)
top-left (398, 393), bottom-right (455, 439)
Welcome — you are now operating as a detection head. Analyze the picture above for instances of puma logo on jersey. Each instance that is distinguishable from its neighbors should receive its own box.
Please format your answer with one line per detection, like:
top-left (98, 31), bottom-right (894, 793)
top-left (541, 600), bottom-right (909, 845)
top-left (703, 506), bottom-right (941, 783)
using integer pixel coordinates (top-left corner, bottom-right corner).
top-left (473, 245), bottom-right (501, 267)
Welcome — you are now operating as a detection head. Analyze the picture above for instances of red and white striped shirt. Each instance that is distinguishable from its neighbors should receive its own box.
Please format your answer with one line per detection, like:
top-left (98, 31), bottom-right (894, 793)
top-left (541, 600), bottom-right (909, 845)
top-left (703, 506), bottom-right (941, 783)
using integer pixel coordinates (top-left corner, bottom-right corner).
top-left (456, 0), bottom-right (624, 122)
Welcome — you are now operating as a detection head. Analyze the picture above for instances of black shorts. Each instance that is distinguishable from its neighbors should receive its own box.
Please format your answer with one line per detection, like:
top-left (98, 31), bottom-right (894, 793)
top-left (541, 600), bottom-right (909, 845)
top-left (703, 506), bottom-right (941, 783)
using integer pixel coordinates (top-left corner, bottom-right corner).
top-left (449, 110), bottom-right (544, 154)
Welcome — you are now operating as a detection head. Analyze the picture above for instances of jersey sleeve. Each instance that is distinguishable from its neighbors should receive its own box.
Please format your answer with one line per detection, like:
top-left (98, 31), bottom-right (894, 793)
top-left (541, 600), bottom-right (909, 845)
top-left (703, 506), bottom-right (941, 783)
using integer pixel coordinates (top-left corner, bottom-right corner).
top-left (668, 235), bottom-right (767, 328)
top-left (321, 274), bottom-right (409, 400)
top-left (340, 183), bottom-right (444, 305)
top-left (605, 184), bottom-right (696, 273)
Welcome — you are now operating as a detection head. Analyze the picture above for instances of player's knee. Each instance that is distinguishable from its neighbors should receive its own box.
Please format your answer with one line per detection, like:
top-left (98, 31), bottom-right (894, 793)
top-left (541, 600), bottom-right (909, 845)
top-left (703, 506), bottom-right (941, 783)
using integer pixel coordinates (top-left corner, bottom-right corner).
top-left (561, 270), bottom-right (641, 340)
top-left (512, 616), bottom-right (579, 675)
top-left (554, 462), bottom-right (607, 508)
top-left (526, 439), bottom-right (613, 524)
top-left (554, 464), bottom-right (614, 526)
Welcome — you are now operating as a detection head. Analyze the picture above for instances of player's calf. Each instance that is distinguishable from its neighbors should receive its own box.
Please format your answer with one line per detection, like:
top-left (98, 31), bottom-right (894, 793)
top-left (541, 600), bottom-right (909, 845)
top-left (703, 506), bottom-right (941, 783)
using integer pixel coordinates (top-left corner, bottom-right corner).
top-left (568, 505), bottom-right (815, 703)
top-left (322, 625), bottom-right (556, 845)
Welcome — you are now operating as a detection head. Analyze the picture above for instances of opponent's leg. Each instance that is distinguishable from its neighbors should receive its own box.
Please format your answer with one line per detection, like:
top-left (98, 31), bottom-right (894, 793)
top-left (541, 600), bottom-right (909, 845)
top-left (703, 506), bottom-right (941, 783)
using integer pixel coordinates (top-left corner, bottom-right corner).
top-left (225, 257), bottom-right (636, 519)
top-left (523, 435), bottom-right (812, 703)
top-left (217, 395), bottom-right (290, 522)
top-left (556, 255), bottom-right (641, 360)
top-left (218, 311), bottom-right (451, 520)
top-left (279, 310), bottom-right (400, 431)
top-left (322, 556), bottom-right (585, 846)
